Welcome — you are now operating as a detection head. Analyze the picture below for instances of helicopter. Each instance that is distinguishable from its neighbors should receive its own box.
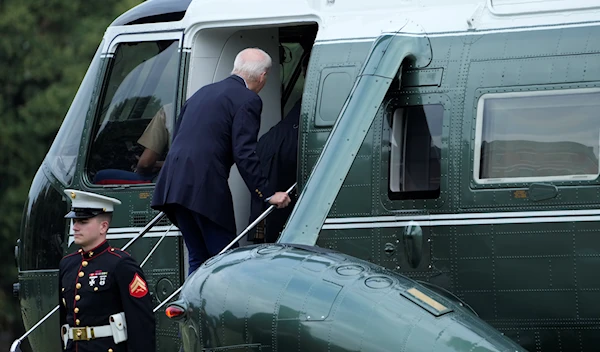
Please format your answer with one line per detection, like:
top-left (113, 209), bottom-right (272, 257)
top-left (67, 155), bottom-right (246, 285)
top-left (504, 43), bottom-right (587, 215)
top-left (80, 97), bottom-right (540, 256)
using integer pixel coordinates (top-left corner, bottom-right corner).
top-left (12, 0), bottom-right (600, 351)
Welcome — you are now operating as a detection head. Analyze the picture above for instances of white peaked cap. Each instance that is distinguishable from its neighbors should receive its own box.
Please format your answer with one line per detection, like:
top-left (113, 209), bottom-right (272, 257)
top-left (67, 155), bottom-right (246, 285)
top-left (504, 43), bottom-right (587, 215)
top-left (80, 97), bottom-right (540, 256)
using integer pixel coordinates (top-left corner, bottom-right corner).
top-left (63, 189), bottom-right (122, 219)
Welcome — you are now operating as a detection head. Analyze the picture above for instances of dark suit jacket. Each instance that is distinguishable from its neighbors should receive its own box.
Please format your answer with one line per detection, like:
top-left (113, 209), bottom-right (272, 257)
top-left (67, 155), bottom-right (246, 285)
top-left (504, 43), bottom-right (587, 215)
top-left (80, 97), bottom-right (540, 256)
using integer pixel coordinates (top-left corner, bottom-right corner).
top-left (151, 75), bottom-right (273, 234)
top-left (248, 99), bottom-right (300, 243)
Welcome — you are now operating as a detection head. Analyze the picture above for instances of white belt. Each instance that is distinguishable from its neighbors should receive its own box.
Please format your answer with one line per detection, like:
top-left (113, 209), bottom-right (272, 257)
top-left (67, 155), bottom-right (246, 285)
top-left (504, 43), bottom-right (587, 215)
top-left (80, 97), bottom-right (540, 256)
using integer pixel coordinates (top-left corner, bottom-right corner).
top-left (61, 312), bottom-right (127, 348)
top-left (64, 325), bottom-right (113, 341)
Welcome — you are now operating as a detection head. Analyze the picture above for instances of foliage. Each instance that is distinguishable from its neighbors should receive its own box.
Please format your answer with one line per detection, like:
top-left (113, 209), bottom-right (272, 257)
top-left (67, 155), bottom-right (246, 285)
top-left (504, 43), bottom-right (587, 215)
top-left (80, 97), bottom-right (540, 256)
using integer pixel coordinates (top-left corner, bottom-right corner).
top-left (0, 0), bottom-right (143, 345)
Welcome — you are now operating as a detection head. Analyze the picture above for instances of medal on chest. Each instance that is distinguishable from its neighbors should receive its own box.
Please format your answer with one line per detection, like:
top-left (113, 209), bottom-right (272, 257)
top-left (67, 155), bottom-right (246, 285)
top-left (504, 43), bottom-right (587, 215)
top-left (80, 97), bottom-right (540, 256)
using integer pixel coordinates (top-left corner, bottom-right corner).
top-left (88, 270), bottom-right (109, 287)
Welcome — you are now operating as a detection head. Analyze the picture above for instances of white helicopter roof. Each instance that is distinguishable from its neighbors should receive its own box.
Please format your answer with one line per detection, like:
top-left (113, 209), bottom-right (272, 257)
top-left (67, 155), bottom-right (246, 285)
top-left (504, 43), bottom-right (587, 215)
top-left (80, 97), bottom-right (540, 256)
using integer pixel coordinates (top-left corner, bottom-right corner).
top-left (180, 0), bottom-right (600, 41)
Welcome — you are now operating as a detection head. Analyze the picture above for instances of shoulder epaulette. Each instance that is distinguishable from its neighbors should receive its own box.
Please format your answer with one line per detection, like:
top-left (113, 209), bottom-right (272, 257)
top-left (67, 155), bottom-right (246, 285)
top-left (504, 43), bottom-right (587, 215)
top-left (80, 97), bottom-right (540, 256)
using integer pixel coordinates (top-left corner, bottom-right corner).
top-left (61, 249), bottom-right (82, 260)
top-left (109, 247), bottom-right (131, 256)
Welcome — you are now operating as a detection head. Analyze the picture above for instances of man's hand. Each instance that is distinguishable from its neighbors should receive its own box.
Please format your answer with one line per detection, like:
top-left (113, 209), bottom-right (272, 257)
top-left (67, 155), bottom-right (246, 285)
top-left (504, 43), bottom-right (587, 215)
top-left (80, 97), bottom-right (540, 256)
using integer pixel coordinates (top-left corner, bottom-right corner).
top-left (268, 192), bottom-right (291, 209)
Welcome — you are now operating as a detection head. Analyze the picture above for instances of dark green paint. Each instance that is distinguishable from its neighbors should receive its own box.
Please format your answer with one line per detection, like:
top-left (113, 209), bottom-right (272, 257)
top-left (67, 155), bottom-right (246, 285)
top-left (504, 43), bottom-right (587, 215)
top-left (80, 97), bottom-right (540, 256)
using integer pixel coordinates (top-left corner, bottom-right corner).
top-left (17, 41), bottom-right (186, 352)
top-left (174, 244), bottom-right (525, 352)
top-left (17, 18), bottom-right (600, 352)
top-left (18, 271), bottom-right (60, 352)
top-left (305, 25), bottom-right (600, 351)
top-left (280, 33), bottom-right (432, 245)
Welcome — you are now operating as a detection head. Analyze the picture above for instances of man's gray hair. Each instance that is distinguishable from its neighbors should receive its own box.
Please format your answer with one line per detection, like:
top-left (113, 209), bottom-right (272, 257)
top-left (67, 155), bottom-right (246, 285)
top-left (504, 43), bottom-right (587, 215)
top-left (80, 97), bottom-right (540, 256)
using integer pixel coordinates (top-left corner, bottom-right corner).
top-left (231, 48), bottom-right (272, 81)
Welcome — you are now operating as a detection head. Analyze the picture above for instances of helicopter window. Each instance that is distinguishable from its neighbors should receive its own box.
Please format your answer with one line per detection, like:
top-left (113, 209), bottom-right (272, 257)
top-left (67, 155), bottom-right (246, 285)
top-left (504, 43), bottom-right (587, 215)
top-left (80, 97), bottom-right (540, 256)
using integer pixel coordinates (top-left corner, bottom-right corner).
top-left (45, 41), bottom-right (104, 186)
top-left (475, 88), bottom-right (600, 184)
top-left (315, 66), bottom-right (357, 127)
top-left (389, 104), bottom-right (444, 200)
top-left (87, 39), bottom-right (180, 185)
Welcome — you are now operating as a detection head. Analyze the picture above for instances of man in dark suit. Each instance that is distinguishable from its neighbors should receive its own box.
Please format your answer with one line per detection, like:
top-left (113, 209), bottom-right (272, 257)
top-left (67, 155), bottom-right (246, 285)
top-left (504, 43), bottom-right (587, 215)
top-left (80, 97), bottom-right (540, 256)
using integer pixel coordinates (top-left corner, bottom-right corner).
top-left (247, 53), bottom-right (309, 244)
top-left (151, 48), bottom-right (291, 275)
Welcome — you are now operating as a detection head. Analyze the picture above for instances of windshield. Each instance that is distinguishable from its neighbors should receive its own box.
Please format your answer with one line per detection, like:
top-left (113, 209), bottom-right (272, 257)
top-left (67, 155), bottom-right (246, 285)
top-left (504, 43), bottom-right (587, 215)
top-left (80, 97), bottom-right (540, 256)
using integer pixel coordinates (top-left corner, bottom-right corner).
top-left (45, 40), bottom-right (104, 185)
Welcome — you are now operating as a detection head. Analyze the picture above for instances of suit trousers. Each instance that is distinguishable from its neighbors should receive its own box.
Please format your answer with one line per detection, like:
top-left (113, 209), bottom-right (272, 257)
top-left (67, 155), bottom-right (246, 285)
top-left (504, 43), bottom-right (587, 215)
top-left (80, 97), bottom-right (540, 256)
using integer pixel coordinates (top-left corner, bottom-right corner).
top-left (171, 204), bottom-right (238, 275)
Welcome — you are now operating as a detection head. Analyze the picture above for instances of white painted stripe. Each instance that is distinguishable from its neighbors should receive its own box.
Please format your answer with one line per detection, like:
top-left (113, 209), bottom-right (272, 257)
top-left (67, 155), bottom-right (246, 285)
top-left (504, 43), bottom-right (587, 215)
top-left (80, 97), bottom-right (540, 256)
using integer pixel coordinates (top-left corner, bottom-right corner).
top-left (325, 209), bottom-right (600, 224)
top-left (315, 21), bottom-right (600, 45)
top-left (107, 225), bottom-right (178, 234)
top-left (68, 225), bottom-right (178, 235)
top-left (387, 21), bottom-right (600, 37)
top-left (105, 232), bottom-right (181, 240)
top-left (322, 215), bottom-right (600, 230)
top-left (67, 226), bottom-right (181, 246)
top-left (314, 37), bottom-right (376, 45)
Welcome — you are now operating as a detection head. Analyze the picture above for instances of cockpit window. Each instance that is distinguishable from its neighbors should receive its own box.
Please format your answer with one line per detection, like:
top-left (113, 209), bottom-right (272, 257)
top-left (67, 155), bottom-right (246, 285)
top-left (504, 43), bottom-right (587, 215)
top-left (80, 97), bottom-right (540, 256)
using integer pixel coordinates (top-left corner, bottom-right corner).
top-left (45, 40), bottom-right (104, 186)
top-left (87, 39), bottom-right (180, 185)
top-left (474, 88), bottom-right (600, 184)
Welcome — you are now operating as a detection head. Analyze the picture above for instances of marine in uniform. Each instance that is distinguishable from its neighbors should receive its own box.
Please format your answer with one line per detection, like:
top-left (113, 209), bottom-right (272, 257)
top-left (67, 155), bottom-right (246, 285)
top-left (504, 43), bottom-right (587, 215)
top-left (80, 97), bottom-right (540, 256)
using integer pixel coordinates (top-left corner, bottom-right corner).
top-left (58, 190), bottom-right (155, 351)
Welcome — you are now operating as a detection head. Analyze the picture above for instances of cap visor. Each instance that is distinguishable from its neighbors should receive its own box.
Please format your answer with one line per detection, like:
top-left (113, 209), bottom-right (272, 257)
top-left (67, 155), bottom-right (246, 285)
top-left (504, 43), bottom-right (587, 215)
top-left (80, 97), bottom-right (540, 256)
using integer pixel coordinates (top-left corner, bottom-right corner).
top-left (64, 210), bottom-right (94, 219)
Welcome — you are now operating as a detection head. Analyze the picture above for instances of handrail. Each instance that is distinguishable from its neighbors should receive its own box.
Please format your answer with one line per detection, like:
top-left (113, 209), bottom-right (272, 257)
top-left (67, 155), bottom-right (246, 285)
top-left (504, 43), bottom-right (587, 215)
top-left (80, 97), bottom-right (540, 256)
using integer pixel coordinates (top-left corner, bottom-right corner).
top-left (278, 30), bottom-right (431, 246)
top-left (10, 211), bottom-right (167, 352)
top-left (141, 224), bottom-right (174, 268)
top-left (123, 211), bottom-right (167, 250)
top-left (11, 182), bottom-right (297, 351)
top-left (10, 306), bottom-right (59, 352)
top-left (153, 182), bottom-right (297, 313)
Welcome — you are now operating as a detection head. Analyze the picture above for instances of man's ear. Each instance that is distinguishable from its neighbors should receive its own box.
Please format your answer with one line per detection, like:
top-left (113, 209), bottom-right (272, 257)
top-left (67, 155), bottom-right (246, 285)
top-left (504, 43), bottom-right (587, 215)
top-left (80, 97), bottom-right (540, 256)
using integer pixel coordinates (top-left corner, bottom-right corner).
top-left (99, 219), bottom-right (110, 234)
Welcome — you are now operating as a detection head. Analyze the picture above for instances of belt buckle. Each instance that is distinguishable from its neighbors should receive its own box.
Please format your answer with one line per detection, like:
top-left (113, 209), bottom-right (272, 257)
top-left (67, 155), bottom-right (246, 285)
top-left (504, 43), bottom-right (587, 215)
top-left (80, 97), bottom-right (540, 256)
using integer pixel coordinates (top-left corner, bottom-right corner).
top-left (72, 327), bottom-right (89, 341)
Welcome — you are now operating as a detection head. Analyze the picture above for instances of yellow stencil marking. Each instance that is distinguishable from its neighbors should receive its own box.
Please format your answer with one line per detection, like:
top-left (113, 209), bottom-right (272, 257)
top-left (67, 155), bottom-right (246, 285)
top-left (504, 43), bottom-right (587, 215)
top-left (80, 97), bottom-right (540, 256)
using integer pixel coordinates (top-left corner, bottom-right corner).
top-left (407, 287), bottom-right (448, 313)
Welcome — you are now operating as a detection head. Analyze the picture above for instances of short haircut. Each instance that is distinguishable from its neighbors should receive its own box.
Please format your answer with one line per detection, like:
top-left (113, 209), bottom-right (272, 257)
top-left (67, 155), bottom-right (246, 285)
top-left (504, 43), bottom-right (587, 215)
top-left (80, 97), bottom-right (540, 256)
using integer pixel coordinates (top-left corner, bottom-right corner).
top-left (231, 48), bottom-right (272, 81)
top-left (95, 213), bottom-right (113, 225)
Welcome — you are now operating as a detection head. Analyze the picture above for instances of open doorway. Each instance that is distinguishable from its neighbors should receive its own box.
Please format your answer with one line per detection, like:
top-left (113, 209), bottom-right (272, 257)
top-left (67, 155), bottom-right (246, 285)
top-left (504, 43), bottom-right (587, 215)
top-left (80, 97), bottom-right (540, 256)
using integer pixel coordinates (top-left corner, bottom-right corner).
top-left (186, 22), bottom-right (318, 245)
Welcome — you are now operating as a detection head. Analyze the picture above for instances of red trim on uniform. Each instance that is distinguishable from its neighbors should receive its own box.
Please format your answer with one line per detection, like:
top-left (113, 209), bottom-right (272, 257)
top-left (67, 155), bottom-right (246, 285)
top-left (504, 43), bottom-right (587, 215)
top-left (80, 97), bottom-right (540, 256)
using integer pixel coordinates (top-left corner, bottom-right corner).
top-left (81, 240), bottom-right (108, 256)
top-left (110, 247), bottom-right (131, 256)
top-left (108, 251), bottom-right (122, 258)
top-left (84, 247), bottom-right (109, 261)
top-left (62, 251), bottom-right (80, 259)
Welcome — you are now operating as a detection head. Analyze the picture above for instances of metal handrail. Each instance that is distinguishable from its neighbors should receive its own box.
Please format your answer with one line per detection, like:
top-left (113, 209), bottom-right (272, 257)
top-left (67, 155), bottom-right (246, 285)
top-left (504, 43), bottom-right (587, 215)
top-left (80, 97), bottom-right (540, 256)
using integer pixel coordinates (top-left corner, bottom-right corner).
top-left (141, 224), bottom-right (174, 268)
top-left (10, 211), bottom-right (167, 352)
top-left (11, 182), bottom-right (297, 351)
top-left (153, 182), bottom-right (297, 313)
top-left (10, 306), bottom-right (59, 352)
top-left (123, 211), bottom-right (167, 250)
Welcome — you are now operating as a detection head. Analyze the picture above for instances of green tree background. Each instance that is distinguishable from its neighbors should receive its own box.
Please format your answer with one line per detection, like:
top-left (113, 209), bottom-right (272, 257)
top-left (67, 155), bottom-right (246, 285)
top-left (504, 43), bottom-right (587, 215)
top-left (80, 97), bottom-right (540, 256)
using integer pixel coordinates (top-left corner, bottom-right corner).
top-left (0, 0), bottom-right (142, 347)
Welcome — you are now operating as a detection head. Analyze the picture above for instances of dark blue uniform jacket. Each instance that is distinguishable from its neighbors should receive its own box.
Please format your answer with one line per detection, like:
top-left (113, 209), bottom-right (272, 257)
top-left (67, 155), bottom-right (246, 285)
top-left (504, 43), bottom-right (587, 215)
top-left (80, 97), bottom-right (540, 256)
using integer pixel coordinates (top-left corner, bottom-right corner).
top-left (58, 241), bottom-right (155, 352)
top-left (151, 75), bottom-right (273, 234)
